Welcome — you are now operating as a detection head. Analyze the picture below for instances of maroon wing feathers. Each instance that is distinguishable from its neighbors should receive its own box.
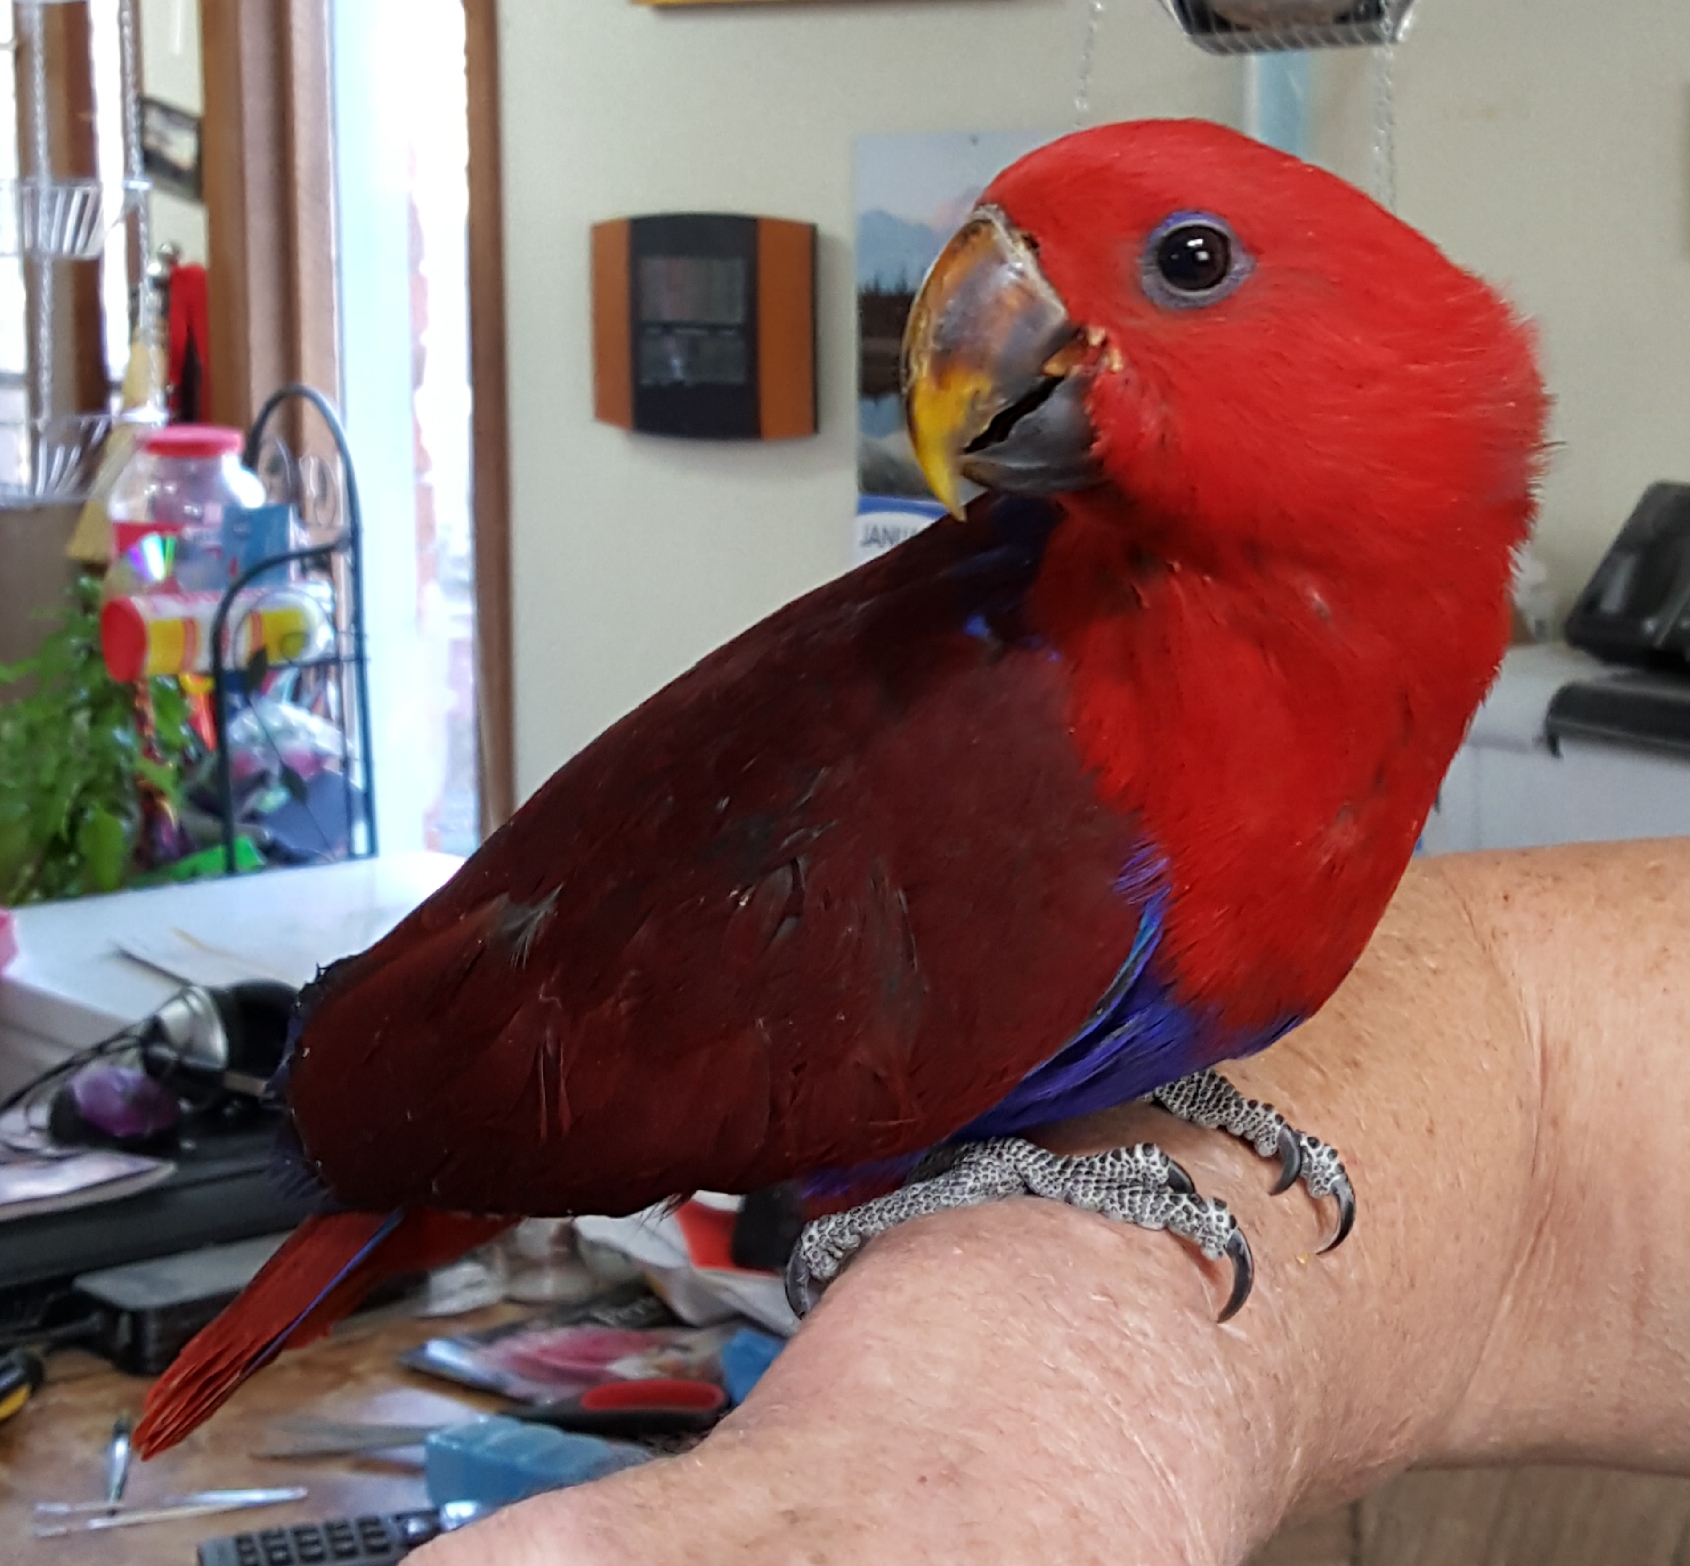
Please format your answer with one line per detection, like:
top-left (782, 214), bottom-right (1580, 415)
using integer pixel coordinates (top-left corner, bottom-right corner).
top-left (286, 509), bottom-right (1150, 1215)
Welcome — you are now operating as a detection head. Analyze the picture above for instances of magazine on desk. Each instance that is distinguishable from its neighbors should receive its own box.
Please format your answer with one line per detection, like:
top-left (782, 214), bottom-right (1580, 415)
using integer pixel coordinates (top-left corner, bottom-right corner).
top-left (0, 1135), bottom-right (173, 1222)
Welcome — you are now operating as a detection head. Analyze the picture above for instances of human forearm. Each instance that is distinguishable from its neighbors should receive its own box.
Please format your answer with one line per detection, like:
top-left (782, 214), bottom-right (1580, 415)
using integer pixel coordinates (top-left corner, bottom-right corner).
top-left (1426, 841), bottom-right (1690, 1470)
top-left (420, 841), bottom-right (1690, 1565)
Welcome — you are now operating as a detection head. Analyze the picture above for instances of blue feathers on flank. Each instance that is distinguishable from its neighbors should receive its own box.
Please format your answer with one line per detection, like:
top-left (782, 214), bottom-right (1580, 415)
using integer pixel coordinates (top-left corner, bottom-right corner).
top-left (961, 850), bottom-right (1299, 1141)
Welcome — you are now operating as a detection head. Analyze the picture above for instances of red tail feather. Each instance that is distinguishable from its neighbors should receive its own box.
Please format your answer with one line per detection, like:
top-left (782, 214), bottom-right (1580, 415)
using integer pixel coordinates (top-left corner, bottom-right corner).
top-left (135, 1209), bottom-right (511, 1457)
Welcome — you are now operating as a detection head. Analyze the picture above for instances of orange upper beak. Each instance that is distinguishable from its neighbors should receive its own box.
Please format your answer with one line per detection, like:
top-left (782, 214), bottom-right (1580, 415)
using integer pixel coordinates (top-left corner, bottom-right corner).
top-left (901, 206), bottom-right (1100, 518)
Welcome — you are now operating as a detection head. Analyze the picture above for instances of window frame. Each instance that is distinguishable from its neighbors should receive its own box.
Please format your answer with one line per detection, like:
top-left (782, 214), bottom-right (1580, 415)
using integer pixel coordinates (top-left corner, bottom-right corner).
top-left (200, 0), bottom-right (514, 838)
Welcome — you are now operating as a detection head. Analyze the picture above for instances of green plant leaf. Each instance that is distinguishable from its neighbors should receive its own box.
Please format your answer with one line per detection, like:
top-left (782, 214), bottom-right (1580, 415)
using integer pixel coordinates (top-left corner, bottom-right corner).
top-left (75, 805), bottom-right (128, 894)
top-left (0, 805), bottom-right (31, 895)
top-left (135, 757), bottom-right (181, 795)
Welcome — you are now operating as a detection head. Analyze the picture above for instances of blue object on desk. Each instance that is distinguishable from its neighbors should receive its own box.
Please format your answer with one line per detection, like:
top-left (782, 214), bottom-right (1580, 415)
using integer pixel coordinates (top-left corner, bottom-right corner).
top-left (424, 1417), bottom-right (652, 1510)
top-left (720, 1326), bottom-right (784, 1406)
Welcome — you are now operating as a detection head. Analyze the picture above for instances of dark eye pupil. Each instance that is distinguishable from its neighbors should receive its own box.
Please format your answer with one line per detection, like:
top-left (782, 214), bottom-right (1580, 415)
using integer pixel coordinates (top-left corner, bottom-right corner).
top-left (1156, 224), bottom-right (1232, 293)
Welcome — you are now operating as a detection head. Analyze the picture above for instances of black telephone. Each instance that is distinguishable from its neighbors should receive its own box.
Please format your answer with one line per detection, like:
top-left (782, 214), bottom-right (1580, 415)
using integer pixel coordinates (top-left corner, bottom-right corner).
top-left (1564, 482), bottom-right (1690, 667)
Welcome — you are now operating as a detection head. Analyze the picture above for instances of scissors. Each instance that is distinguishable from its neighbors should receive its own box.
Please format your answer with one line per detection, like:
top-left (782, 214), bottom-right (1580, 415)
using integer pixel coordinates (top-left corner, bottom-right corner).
top-left (257, 1378), bottom-right (728, 1457)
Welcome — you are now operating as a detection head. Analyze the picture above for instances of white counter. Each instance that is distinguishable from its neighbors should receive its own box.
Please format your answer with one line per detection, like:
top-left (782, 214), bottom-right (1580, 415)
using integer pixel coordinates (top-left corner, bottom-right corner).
top-left (0, 851), bottom-right (463, 1097)
top-left (1422, 645), bottom-right (1690, 854)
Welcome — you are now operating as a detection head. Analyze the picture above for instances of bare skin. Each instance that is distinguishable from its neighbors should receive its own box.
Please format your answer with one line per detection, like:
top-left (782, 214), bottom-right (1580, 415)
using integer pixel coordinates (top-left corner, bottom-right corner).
top-left (419, 840), bottom-right (1690, 1566)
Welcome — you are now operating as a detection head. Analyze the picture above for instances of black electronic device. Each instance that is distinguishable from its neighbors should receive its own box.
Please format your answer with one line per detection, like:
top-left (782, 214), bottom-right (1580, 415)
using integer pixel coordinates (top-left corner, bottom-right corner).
top-left (1, 979), bottom-right (297, 1144)
top-left (139, 979), bottom-right (297, 1103)
top-left (1546, 669), bottom-right (1690, 759)
top-left (73, 1231), bottom-right (288, 1375)
top-left (0, 1123), bottom-right (310, 1350)
top-left (1564, 483), bottom-right (1690, 667)
top-left (591, 212), bottom-right (816, 440)
top-left (198, 1509), bottom-right (445, 1566)
top-left (0, 980), bottom-right (304, 1354)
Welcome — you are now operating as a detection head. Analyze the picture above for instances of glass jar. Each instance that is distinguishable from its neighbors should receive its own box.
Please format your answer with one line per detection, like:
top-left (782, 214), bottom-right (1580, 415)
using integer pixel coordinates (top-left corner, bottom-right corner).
top-left (107, 425), bottom-right (269, 595)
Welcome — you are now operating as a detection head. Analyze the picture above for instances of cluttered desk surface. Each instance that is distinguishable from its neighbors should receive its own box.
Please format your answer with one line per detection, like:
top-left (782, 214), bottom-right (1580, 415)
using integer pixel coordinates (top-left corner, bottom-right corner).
top-left (0, 857), bottom-right (792, 1561)
top-left (0, 1307), bottom-right (515, 1566)
top-left (0, 1222), bottom-right (787, 1563)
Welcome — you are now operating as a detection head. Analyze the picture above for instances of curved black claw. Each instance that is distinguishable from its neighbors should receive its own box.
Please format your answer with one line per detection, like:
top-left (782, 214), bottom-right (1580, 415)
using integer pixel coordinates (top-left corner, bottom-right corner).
top-left (1269, 1123), bottom-right (1303, 1196)
top-left (1319, 1177), bottom-right (1357, 1255)
top-left (1165, 1157), bottom-right (1195, 1195)
top-left (784, 1249), bottom-right (825, 1318)
top-left (1217, 1225), bottom-right (1254, 1323)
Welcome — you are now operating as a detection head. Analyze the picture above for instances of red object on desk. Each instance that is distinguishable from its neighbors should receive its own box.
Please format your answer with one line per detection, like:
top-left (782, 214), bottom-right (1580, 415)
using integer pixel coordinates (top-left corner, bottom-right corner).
top-left (0, 908), bottom-right (15, 973)
top-left (672, 1199), bottom-right (740, 1272)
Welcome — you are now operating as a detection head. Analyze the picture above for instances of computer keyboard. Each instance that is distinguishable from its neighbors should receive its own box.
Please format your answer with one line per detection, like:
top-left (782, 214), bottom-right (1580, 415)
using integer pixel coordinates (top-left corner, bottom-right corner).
top-left (196, 1509), bottom-right (444, 1566)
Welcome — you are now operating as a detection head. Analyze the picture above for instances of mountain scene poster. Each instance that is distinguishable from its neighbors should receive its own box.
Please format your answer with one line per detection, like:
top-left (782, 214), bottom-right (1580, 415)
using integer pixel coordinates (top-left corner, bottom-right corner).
top-left (853, 128), bottom-right (1058, 565)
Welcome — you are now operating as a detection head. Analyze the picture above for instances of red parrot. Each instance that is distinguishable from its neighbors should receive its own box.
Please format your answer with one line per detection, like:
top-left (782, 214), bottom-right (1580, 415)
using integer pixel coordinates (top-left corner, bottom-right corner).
top-left (135, 118), bottom-right (1545, 1458)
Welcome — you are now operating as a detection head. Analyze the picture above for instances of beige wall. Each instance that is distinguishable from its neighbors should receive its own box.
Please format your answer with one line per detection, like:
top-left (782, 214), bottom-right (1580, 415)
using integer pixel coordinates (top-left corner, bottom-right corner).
top-left (498, 0), bottom-right (1690, 798)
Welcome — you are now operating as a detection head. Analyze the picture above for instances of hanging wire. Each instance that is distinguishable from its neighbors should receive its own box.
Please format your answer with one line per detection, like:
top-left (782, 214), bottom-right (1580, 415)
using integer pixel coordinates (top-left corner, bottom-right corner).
top-left (1370, 42), bottom-right (1398, 211)
top-left (22, 0), bottom-right (52, 426)
top-left (117, 0), bottom-right (151, 339)
top-left (1074, 0), bottom-right (1107, 128)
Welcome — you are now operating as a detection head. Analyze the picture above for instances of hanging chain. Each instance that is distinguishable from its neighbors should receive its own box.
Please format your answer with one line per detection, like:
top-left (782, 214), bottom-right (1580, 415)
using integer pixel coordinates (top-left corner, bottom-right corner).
top-left (1074, 0), bottom-right (1106, 128)
top-left (1370, 42), bottom-right (1398, 212)
top-left (22, 0), bottom-right (52, 427)
top-left (117, 0), bottom-right (152, 342)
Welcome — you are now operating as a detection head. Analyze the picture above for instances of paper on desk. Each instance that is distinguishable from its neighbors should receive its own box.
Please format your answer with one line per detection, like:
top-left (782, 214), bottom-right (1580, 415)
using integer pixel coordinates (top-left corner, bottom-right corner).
top-left (0, 1147), bottom-right (173, 1222)
top-left (114, 899), bottom-right (423, 990)
top-left (576, 1198), bottom-right (798, 1337)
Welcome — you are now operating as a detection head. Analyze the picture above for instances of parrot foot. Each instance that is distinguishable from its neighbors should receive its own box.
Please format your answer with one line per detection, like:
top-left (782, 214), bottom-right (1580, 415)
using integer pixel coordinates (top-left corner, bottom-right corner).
top-left (1149, 1069), bottom-right (1355, 1252)
top-left (785, 1137), bottom-right (1252, 1322)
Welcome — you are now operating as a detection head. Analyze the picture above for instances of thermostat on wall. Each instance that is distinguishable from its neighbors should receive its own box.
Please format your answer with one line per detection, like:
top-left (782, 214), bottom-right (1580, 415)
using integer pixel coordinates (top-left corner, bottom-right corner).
top-left (591, 213), bottom-right (816, 439)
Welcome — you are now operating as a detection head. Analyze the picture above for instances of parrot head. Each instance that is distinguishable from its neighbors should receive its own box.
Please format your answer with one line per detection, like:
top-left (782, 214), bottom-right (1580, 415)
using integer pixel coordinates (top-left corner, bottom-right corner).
top-left (903, 118), bottom-right (1545, 575)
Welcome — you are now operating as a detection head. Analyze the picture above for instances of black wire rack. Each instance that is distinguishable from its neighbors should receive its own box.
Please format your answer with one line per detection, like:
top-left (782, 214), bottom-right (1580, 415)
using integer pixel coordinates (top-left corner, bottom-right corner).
top-left (207, 384), bottom-right (378, 873)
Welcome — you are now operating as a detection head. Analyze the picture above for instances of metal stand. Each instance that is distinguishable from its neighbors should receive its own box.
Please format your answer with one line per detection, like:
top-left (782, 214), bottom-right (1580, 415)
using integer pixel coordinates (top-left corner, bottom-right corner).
top-left (209, 385), bottom-right (377, 873)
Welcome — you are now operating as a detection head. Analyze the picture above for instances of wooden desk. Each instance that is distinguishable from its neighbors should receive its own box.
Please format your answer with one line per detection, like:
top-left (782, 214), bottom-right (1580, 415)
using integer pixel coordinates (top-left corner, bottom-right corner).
top-left (13, 1306), bottom-right (1688, 1566)
top-left (0, 1309), bottom-right (517, 1566)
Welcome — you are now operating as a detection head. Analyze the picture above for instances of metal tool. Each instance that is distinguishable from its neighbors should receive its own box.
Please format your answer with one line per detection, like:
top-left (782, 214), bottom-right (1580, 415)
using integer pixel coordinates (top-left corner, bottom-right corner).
top-left (31, 1485), bottom-right (308, 1537)
top-left (1159, 0), bottom-right (1416, 53)
top-left (38, 1486), bottom-right (306, 1518)
top-left (104, 1412), bottom-right (133, 1511)
top-left (254, 1417), bottom-right (443, 1457)
top-left (258, 1378), bottom-right (729, 1458)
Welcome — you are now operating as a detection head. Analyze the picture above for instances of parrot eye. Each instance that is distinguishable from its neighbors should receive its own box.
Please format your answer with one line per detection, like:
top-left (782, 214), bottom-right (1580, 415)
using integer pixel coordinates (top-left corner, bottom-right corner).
top-left (1142, 214), bottom-right (1251, 309)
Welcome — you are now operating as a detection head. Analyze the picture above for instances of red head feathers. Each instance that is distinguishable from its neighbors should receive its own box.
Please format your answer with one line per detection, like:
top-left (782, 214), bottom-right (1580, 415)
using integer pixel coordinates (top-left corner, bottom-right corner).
top-left (983, 119), bottom-right (1545, 582)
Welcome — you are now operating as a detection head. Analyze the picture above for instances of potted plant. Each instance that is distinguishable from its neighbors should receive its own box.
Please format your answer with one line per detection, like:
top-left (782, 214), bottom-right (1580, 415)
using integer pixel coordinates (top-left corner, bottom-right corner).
top-left (0, 575), bottom-right (196, 904)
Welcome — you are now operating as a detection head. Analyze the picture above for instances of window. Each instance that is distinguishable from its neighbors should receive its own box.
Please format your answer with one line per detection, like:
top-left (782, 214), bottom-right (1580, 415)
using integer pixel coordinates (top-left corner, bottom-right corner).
top-left (332, 0), bottom-right (479, 854)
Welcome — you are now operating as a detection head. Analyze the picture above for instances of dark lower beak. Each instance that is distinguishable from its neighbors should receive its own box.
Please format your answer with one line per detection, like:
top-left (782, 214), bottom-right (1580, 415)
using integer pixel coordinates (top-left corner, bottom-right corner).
top-left (901, 206), bottom-right (1100, 517)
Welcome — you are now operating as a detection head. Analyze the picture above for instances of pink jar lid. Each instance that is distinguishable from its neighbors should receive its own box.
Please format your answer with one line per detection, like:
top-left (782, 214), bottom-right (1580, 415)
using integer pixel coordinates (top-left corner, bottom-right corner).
top-left (142, 424), bottom-right (246, 460)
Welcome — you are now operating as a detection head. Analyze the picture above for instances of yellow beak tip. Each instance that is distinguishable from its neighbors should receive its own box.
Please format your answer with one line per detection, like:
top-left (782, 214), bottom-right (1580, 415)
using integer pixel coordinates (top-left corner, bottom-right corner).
top-left (930, 474), bottom-right (966, 519)
top-left (908, 391), bottom-right (970, 519)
